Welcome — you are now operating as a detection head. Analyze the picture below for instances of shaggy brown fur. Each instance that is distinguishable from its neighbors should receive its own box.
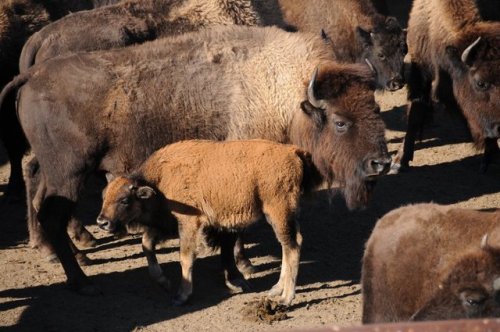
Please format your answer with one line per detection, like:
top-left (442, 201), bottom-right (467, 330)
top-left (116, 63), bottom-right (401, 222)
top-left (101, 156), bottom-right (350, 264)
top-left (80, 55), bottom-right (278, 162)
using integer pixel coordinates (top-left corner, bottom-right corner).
top-left (362, 203), bottom-right (500, 323)
top-left (394, 0), bottom-right (500, 171)
top-left (98, 140), bottom-right (323, 305)
top-left (1, 25), bottom-right (390, 294)
top-left (274, 0), bottom-right (407, 91)
top-left (0, 0), bottom-right (121, 199)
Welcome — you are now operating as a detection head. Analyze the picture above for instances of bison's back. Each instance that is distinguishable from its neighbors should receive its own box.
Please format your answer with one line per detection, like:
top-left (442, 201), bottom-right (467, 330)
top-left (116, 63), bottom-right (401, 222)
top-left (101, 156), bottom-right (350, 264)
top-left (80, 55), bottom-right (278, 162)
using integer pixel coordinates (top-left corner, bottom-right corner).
top-left (362, 203), bottom-right (500, 323)
top-left (144, 140), bottom-right (305, 227)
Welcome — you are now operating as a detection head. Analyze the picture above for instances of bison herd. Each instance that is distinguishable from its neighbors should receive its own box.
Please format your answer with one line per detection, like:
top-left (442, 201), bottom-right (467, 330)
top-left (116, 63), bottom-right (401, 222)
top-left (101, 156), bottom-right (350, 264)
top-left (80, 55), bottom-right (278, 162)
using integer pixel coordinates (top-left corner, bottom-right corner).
top-left (0, 0), bottom-right (499, 326)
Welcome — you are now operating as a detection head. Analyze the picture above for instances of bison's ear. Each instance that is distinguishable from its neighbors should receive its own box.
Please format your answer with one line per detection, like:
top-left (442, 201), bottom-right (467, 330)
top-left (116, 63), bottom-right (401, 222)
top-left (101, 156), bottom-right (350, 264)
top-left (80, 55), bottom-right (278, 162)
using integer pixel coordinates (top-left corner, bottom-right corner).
top-left (446, 46), bottom-right (467, 73)
top-left (136, 186), bottom-right (156, 199)
top-left (301, 101), bottom-right (326, 129)
top-left (385, 16), bottom-right (401, 30)
top-left (356, 27), bottom-right (373, 47)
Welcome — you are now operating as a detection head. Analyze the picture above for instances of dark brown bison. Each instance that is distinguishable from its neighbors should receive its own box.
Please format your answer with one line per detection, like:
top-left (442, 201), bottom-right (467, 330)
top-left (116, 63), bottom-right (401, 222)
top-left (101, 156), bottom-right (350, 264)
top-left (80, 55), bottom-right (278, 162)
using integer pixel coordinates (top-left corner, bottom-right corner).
top-left (362, 203), bottom-right (500, 323)
top-left (12, 0), bottom-right (264, 252)
top-left (393, 0), bottom-right (500, 171)
top-left (275, 0), bottom-right (408, 91)
top-left (99, 139), bottom-right (324, 305)
top-left (0, 25), bottom-right (390, 294)
top-left (0, 0), bottom-right (121, 200)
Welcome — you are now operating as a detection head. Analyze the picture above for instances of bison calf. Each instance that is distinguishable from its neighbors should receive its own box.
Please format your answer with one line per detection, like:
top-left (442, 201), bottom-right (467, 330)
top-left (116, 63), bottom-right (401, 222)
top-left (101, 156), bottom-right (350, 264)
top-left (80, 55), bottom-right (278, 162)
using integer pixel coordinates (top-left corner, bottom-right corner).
top-left (98, 139), bottom-right (323, 306)
top-left (362, 203), bottom-right (500, 323)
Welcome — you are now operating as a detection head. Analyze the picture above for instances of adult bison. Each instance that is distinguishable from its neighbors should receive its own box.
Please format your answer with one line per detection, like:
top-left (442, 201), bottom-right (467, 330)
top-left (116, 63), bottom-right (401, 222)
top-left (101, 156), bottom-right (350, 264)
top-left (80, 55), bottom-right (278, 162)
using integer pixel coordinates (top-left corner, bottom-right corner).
top-left (362, 203), bottom-right (500, 322)
top-left (393, 0), bottom-right (500, 171)
top-left (274, 0), bottom-right (408, 91)
top-left (0, 0), bottom-right (121, 200)
top-left (1, 25), bottom-right (390, 294)
top-left (11, 0), bottom-right (264, 249)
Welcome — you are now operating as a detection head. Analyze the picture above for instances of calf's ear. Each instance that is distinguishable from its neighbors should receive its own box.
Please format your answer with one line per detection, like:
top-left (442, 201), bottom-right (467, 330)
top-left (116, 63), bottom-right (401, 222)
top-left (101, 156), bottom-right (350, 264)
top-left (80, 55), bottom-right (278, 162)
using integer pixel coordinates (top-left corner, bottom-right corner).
top-left (136, 186), bottom-right (156, 199)
top-left (105, 172), bottom-right (115, 183)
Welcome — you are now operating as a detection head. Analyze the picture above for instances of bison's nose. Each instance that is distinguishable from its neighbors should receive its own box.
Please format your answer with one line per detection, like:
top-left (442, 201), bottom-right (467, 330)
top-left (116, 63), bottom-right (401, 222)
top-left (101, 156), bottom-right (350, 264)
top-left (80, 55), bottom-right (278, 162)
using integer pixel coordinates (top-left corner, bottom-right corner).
top-left (486, 122), bottom-right (500, 138)
top-left (366, 157), bottom-right (392, 177)
top-left (97, 215), bottom-right (113, 232)
top-left (386, 75), bottom-right (404, 91)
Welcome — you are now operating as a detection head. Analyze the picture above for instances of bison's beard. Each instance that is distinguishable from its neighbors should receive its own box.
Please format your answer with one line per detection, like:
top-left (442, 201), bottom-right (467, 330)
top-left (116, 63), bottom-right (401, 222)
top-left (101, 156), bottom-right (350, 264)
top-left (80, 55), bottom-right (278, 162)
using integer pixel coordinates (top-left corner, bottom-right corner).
top-left (342, 177), bottom-right (377, 210)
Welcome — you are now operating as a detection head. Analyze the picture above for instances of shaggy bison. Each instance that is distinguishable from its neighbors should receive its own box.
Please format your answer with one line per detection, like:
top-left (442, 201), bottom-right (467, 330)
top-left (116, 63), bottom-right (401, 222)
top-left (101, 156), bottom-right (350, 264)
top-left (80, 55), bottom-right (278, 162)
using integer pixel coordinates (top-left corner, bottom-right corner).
top-left (0, 0), bottom-right (121, 199)
top-left (393, 0), bottom-right (500, 171)
top-left (362, 203), bottom-right (500, 323)
top-left (275, 0), bottom-right (407, 91)
top-left (0, 25), bottom-right (390, 294)
top-left (99, 140), bottom-right (323, 305)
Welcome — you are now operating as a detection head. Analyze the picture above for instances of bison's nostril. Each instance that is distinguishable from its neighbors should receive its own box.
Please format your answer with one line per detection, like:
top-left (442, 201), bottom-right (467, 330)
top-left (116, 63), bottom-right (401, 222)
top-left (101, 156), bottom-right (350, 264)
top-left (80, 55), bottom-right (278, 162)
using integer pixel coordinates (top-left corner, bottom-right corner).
top-left (387, 78), bottom-right (404, 91)
top-left (369, 158), bottom-right (392, 176)
top-left (486, 123), bottom-right (500, 138)
top-left (96, 216), bottom-right (110, 230)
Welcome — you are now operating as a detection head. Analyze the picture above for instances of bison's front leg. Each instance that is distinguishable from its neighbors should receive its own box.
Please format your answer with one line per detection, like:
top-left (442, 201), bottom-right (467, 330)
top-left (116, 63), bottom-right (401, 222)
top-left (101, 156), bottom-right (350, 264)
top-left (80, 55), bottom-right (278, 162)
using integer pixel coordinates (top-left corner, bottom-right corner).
top-left (142, 228), bottom-right (170, 291)
top-left (173, 218), bottom-right (198, 306)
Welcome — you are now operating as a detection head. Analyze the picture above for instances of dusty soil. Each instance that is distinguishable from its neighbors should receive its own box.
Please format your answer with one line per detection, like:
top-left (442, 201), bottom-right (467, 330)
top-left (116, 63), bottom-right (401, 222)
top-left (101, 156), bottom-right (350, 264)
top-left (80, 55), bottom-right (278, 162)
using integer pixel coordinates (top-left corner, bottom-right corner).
top-left (1, 87), bottom-right (500, 332)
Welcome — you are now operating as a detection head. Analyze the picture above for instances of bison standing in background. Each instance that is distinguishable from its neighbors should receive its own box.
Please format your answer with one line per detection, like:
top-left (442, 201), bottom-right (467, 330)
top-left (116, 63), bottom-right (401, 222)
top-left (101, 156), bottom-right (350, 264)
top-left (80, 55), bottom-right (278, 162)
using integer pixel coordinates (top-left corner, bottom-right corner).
top-left (1, 25), bottom-right (390, 294)
top-left (99, 140), bottom-right (324, 305)
top-left (362, 203), bottom-right (500, 323)
top-left (12, 0), bottom-right (264, 253)
top-left (0, 0), bottom-right (121, 200)
top-left (275, 0), bottom-right (407, 91)
top-left (393, 0), bottom-right (500, 171)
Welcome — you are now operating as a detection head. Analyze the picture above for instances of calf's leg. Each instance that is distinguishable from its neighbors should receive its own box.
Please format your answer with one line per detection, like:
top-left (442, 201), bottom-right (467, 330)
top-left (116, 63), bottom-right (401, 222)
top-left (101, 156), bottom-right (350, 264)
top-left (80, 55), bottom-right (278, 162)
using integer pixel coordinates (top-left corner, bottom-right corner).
top-left (173, 218), bottom-right (198, 305)
top-left (142, 228), bottom-right (170, 291)
top-left (220, 231), bottom-right (250, 293)
top-left (233, 231), bottom-right (257, 278)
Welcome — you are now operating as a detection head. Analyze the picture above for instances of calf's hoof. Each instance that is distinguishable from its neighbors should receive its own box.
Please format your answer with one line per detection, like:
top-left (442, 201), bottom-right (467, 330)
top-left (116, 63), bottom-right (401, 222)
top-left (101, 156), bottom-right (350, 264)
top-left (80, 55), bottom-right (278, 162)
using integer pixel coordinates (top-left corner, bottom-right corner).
top-left (237, 260), bottom-right (257, 279)
top-left (268, 283), bottom-right (284, 297)
top-left (74, 233), bottom-right (97, 248)
top-left (75, 252), bottom-right (93, 266)
top-left (225, 278), bottom-right (251, 293)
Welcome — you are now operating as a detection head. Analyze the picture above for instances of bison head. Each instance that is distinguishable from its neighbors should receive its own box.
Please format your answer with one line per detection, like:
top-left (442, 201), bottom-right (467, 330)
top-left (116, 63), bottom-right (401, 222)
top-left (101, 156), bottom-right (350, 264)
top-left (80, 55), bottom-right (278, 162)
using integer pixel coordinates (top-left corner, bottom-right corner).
top-left (356, 16), bottom-right (407, 91)
top-left (411, 232), bottom-right (500, 321)
top-left (291, 62), bottom-right (391, 210)
top-left (445, 27), bottom-right (500, 146)
top-left (97, 175), bottom-right (158, 233)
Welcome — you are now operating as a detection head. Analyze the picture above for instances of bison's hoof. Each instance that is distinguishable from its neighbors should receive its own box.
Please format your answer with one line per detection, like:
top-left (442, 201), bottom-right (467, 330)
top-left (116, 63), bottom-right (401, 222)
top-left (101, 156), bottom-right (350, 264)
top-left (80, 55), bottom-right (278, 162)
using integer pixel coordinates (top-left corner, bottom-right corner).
top-left (237, 260), bottom-right (257, 279)
top-left (268, 283), bottom-right (284, 297)
top-left (226, 278), bottom-right (251, 293)
top-left (75, 253), bottom-right (93, 266)
top-left (75, 235), bottom-right (97, 248)
top-left (45, 253), bottom-right (60, 264)
top-left (172, 293), bottom-right (190, 306)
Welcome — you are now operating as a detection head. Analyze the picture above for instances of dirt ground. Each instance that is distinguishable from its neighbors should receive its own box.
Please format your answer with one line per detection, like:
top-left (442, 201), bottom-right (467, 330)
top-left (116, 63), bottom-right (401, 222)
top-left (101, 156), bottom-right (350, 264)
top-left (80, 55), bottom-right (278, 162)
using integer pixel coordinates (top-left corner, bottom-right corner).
top-left (1, 86), bottom-right (500, 332)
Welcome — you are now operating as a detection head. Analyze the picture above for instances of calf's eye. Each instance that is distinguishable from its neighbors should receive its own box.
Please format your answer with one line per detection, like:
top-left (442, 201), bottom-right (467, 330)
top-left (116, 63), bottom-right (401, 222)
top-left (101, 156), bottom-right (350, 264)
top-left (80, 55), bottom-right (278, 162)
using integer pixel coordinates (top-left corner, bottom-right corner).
top-left (120, 198), bottom-right (130, 206)
top-left (378, 53), bottom-right (386, 60)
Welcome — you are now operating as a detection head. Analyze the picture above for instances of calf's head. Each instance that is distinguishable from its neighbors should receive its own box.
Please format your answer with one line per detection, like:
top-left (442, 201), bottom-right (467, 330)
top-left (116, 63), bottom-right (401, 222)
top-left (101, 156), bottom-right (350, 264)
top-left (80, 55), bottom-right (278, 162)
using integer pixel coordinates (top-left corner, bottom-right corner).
top-left (446, 26), bottom-right (500, 145)
top-left (291, 62), bottom-right (391, 210)
top-left (97, 176), bottom-right (157, 233)
top-left (356, 16), bottom-right (407, 91)
top-left (411, 232), bottom-right (500, 321)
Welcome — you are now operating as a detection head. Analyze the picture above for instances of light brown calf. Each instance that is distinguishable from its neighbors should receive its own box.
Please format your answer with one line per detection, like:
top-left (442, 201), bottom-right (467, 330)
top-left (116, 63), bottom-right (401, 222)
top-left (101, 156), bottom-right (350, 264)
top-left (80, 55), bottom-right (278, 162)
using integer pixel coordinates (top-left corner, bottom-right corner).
top-left (98, 139), bottom-right (323, 305)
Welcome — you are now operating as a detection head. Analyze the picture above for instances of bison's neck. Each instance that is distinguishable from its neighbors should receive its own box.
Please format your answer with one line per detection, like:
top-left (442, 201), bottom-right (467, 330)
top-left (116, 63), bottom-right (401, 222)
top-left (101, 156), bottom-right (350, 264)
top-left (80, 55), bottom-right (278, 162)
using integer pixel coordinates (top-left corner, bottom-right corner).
top-left (433, 0), bottom-right (482, 31)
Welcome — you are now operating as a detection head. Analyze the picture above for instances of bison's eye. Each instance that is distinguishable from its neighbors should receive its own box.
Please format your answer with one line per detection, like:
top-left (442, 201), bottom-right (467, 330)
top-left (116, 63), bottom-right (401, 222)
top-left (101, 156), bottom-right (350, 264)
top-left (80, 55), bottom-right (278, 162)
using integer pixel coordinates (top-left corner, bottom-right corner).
top-left (335, 121), bottom-right (348, 133)
top-left (120, 197), bottom-right (130, 206)
top-left (475, 80), bottom-right (490, 91)
top-left (378, 53), bottom-right (386, 61)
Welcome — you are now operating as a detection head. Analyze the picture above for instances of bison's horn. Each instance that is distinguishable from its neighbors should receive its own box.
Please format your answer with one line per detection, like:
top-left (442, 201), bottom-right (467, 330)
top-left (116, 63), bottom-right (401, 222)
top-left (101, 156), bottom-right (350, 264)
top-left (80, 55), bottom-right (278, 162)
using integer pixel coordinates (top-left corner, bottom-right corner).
top-left (461, 37), bottom-right (482, 64)
top-left (307, 67), bottom-right (327, 109)
top-left (365, 58), bottom-right (376, 73)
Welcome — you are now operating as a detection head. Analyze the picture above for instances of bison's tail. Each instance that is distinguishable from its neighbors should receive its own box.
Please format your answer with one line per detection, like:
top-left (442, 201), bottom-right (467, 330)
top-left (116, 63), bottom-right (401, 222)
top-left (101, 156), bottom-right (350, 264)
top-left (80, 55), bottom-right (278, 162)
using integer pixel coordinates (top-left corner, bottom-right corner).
top-left (19, 31), bottom-right (44, 73)
top-left (0, 73), bottom-right (31, 119)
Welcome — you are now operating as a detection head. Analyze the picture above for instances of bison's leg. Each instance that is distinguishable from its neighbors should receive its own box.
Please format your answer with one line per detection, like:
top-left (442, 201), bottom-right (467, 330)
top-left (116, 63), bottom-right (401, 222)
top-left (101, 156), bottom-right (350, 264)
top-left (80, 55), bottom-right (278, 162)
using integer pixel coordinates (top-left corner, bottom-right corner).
top-left (220, 231), bottom-right (250, 293)
top-left (67, 218), bottom-right (97, 248)
top-left (0, 94), bottom-right (29, 201)
top-left (393, 62), bottom-right (432, 171)
top-left (266, 207), bottom-right (302, 306)
top-left (233, 231), bottom-right (257, 278)
top-left (481, 138), bottom-right (500, 172)
top-left (142, 227), bottom-right (170, 291)
top-left (173, 218), bottom-right (198, 306)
